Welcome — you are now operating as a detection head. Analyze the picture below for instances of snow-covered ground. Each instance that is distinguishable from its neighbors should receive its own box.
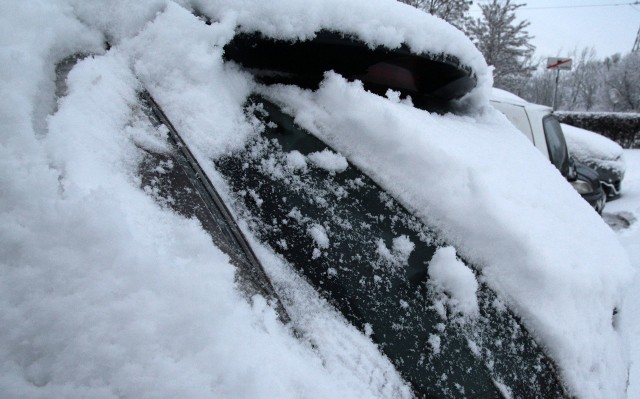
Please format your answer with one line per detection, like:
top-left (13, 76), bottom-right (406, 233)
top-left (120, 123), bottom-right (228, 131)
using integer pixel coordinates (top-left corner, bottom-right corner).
top-left (606, 150), bottom-right (640, 398)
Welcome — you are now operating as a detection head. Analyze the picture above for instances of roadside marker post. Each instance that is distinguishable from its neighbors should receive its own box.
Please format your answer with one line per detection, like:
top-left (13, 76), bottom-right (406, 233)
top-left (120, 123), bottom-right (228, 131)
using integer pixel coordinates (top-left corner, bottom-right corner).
top-left (547, 57), bottom-right (572, 111)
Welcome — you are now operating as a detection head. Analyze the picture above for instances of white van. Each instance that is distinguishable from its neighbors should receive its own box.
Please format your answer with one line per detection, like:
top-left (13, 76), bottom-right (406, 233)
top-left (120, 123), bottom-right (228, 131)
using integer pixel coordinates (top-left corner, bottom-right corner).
top-left (491, 89), bottom-right (606, 213)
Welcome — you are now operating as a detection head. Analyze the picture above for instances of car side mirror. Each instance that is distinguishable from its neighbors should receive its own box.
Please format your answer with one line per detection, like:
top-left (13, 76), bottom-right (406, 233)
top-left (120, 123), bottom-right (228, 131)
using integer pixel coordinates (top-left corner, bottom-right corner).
top-left (567, 157), bottom-right (578, 182)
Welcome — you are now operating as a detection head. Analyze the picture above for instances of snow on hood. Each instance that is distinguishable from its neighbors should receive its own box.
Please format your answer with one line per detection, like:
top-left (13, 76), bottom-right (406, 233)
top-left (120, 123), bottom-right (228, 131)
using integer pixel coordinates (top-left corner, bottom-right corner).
top-left (0, 1), bottom-right (634, 398)
top-left (563, 123), bottom-right (626, 174)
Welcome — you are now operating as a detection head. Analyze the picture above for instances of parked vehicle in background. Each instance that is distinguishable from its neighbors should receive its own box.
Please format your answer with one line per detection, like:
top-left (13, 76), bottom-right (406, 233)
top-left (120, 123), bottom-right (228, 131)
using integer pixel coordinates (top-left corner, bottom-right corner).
top-left (562, 123), bottom-right (626, 199)
top-left (490, 89), bottom-right (606, 213)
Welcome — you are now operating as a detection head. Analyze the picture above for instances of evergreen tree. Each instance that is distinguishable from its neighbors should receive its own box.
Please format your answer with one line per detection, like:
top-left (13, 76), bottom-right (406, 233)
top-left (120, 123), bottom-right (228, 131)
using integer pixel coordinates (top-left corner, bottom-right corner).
top-left (466, 0), bottom-right (535, 89)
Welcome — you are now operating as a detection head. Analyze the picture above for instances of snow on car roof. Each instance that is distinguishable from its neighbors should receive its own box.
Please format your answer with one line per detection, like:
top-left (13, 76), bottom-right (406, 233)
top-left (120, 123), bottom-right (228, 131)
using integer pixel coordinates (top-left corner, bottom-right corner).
top-left (1, 0), bottom-right (634, 398)
top-left (490, 87), bottom-right (554, 113)
top-left (491, 87), bottom-right (528, 103)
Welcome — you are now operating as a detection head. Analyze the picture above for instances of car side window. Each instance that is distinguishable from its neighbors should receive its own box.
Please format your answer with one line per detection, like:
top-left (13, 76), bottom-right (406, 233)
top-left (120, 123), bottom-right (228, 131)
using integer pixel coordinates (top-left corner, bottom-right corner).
top-left (215, 95), bottom-right (567, 398)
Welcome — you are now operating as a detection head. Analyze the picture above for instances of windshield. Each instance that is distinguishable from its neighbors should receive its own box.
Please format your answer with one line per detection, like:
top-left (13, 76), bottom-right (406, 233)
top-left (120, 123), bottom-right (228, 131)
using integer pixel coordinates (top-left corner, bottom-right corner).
top-left (543, 115), bottom-right (570, 176)
top-left (214, 95), bottom-right (567, 398)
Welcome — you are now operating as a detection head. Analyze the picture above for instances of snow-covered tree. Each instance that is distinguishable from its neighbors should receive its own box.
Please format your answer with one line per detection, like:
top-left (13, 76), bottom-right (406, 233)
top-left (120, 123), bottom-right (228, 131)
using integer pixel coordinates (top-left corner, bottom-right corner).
top-left (601, 52), bottom-right (640, 112)
top-left (398, 0), bottom-right (472, 29)
top-left (514, 49), bottom-right (640, 112)
top-left (466, 0), bottom-right (535, 89)
top-left (560, 47), bottom-right (597, 110)
top-left (603, 53), bottom-right (622, 71)
top-left (576, 59), bottom-right (603, 111)
top-left (519, 65), bottom-right (555, 107)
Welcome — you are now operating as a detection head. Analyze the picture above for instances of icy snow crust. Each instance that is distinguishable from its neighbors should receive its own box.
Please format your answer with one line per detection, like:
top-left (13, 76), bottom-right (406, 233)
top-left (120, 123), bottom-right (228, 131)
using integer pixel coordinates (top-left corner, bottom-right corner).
top-left (562, 123), bottom-right (626, 175)
top-left (0, 1), bottom-right (633, 399)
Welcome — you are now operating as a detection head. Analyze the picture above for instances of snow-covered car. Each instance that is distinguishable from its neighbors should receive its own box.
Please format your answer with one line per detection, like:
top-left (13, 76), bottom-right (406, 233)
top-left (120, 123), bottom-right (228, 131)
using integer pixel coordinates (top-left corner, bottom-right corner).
top-left (3, 1), bottom-right (634, 399)
top-left (490, 89), bottom-right (606, 213)
top-left (562, 122), bottom-right (626, 198)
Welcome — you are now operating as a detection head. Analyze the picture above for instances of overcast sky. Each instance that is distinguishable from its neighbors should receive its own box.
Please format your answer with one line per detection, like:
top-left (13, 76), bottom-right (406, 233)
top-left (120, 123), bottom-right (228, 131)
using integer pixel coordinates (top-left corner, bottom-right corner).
top-left (470, 0), bottom-right (640, 60)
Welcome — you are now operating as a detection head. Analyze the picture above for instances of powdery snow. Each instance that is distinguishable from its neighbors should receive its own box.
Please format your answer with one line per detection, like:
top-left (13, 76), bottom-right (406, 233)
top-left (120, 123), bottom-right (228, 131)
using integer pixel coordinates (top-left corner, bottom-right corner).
top-left (427, 246), bottom-right (479, 318)
top-left (308, 224), bottom-right (330, 249)
top-left (1, 0), bottom-right (634, 398)
top-left (285, 150), bottom-right (308, 171)
top-left (608, 150), bottom-right (640, 398)
top-left (0, 1), bottom-right (416, 398)
top-left (376, 235), bottom-right (416, 268)
top-left (307, 149), bottom-right (349, 174)
top-left (264, 74), bottom-right (633, 397)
